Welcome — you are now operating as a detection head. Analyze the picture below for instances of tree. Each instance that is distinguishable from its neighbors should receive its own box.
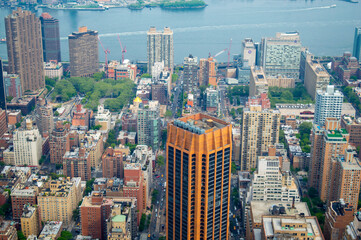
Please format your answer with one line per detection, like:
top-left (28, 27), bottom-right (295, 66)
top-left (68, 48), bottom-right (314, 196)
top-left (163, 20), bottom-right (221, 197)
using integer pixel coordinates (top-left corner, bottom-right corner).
top-left (91, 125), bottom-right (102, 130)
top-left (165, 110), bottom-right (173, 118)
top-left (52, 79), bottom-right (76, 101)
top-left (141, 73), bottom-right (152, 78)
top-left (45, 76), bottom-right (56, 87)
top-left (6, 96), bottom-right (13, 102)
top-left (172, 73), bottom-right (178, 83)
top-left (231, 161), bottom-right (237, 174)
top-left (93, 72), bottom-right (105, 81)
top-left (157, 155), bottom-right (165, 166)
top-left (17, 231), bottom-right (26, 240)
top-left (139, 213), bottom-right (147, 231)
top-left (299, 122), bottom-right (312, 136)
top-left (281, 90), bottom-right (293, 100)
top-left (60, 231), bottom-right (72, 240)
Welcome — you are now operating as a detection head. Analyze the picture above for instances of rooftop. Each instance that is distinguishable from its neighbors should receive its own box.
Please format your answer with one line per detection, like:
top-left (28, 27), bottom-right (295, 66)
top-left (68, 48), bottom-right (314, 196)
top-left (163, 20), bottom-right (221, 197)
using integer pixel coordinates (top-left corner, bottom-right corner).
top-left (112, 214), bottom-right (126, 223)
top-left (251, 201), bottom-right (310, 224)
top-left (172, 114), bottom-right (229, 135)
top-left (39, 221), bottom-right (62, 237)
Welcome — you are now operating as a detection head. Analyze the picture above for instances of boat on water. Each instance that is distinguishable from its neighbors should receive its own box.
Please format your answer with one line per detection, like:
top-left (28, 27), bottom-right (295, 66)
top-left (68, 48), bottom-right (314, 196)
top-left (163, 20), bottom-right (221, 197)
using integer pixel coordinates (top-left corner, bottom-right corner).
top-left (330, 4), bottom-right (337, 8)
top-left (0, 38), bottom-right (6, 43)
top-left (340, 0), bottom-right (359, 3)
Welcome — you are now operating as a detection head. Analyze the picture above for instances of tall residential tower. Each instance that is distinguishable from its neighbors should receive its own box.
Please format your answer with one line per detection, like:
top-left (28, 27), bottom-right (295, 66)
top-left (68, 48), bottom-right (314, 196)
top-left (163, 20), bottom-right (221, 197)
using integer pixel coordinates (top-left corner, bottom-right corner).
top-left (68, 26), bottom-right (99, 77)
top-left (353, 27), bottom-right (361, 63)
top-left (40, 12), bottom-right (61, 62)
top-left (166, 114), bottom-right (232, 240)
top-left (147, 27), bottom-right (174, 73)
top-left (5, 8), bottom-right (45, 93)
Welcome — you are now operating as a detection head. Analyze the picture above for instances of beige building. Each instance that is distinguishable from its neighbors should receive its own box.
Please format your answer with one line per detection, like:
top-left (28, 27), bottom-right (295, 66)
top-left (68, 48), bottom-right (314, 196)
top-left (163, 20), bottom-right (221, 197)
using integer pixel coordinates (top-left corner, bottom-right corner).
top-left (94, 105), bottom-right (111, 131)
top-left (3, 147), bottom-right (15, 165)
top-left (240, 105), bottom-right (281, 171)
top-left (246, 201), bottom-right (311, 239)
top-left (108, 215), bottom-right (131, 240)
top-left (44, 61), bottom-right (63, 80)
top-left (79, 131), bottom-right (104, 168)
top-left (261, 215), bottom-right (324, 239)
top-left (267, 76), bottom-right (295, 88)
top-left (5, 8), bottom-right (45, 93)
top-left (37, 177), bottom-right (82, 227)
top-left (69, 26), bottom-right (99, 77)
top-left (250, 66), bottom-right (268, 97)
top-left (20, 205), bottom-right (40, 238)
top-left (304, 58), bottom-right (330, 100)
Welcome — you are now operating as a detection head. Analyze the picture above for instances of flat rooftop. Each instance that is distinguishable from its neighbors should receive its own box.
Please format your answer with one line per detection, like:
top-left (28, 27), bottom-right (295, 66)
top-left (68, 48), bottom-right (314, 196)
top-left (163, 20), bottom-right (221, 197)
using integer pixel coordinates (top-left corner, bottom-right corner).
top-left (251, 201), bottom-right (310, 224)
top-left (173, 114), bottom-right (229, 134)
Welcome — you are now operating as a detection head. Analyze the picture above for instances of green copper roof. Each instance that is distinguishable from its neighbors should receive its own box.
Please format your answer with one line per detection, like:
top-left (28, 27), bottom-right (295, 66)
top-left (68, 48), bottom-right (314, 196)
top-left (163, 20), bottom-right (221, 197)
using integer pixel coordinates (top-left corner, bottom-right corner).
top-left (112, 215), bottom-right (126, 222)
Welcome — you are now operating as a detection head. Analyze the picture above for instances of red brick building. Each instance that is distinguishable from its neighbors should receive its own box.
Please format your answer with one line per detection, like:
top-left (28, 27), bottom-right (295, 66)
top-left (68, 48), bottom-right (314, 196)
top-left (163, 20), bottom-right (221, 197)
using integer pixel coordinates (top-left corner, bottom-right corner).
top-left (72, 105), bottom-right (92, 129)
top-left (49, 121), bottom-right (70, 164)
top-left (10, 188), bottom-right (37, 222)
top-left (245, 92), bottom-right (270, 109)
top-left (324, 200), bottom-right (354, 240)
top-left (332, 52), bottom-right (361, 85)
top-left (102, 147), bottom-right (124, 179)
top-left (80, 192), bottom-right (113, 240)
top-left (63, 148), bottom-right (91, 181)
top-left (123, 163), bottom-right (145, 223)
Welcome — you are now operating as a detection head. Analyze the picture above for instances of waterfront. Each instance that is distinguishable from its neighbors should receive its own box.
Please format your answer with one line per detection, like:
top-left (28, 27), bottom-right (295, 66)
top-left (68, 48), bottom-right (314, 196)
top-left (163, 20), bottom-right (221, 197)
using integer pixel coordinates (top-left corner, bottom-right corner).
top-left (0, 0), bottom-right (360, 63)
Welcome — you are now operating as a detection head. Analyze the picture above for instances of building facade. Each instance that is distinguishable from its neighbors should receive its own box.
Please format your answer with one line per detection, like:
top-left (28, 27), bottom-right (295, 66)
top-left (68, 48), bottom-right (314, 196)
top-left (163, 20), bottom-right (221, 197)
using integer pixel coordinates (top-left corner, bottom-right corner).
top-left (40, 12), bottom-right (61, 62)
top-left (35, 99), bottom-right (54, 136)
top-left (324, 200), bottom-right (354, 240)
top-left (63, 148), bottom-right (91, 181)
top-left (166, 114), bottom-right (232, 240)
top-left (69, 26), bottom-right (99, 77)
top-left (5, 8), bottom-right (45, 93)
top-left (183, 55), bottom-right (198, 93)
top-left (240, 105), bottom-right (281, 171)
top-left (260, 32), bottom-right (302, 80)
top-left (102, 147), bottom-right (124, 179)
top-left (49, 121), bottom-right (70, 164)
top-left (13, 128), bottom-right (42, 166)
top-left (137, 101), bottom-right (160, 150)
top-left (147, 27), bottom-right (174, 73)
top-left (0, 59), bottom-right (4, 109)
top-left (37, 178), bottom-right (82, 227)
top-left (80, 193), bottom-right (113, 240)
top-left (20, 205), bottom-right (41, 238)
top-left (250, 156), bottom-right (300, 202)
top-left (249, 66), bottom-right (268, 97)
top-left (314, 85), bottom-right (343, 126)
top-left (199, 57), bottom-right (216, 86)
top-left (304, 58), bottom-right (330, 100)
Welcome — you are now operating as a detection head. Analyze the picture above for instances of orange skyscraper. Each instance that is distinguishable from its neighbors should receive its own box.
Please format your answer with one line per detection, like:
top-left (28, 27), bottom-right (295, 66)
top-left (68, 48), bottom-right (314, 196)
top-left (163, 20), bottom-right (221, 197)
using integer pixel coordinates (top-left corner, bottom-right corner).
top-left (166, 114), bottom-right (232, 240)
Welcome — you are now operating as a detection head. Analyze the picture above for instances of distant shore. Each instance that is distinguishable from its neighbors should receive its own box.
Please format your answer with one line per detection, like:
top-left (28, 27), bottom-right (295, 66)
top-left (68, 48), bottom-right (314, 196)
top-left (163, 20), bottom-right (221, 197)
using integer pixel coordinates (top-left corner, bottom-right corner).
top-left (128, 0), bottom-right (207, 10)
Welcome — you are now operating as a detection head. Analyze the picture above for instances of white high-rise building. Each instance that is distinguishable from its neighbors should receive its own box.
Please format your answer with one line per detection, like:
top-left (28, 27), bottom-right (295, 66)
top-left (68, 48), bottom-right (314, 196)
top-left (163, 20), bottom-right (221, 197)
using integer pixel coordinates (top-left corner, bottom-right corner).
top-left (250, 156), bottom-right (300, 202)
top-left (147, 27), bottom-right (174, 74)
top-left (314, 85), bottom-right (343, 126)
top-left (242, 38), bottom-right (256, 67)
top-left (14, 128), bottom-right (42, 166)
top-left (260, 32), bottom-right (302, 80)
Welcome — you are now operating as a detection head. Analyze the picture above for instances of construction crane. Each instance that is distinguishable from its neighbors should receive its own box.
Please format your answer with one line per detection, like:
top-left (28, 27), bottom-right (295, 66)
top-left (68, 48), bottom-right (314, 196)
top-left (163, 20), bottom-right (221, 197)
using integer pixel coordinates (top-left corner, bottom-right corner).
top-left (227, 38), bottom-right (232, 68)
top-left (208, 48), bottom-right (228, 59)
top-left (117, 34), bottom-right (127, 64)
top-left (98, 36), bottom-right (110, 77)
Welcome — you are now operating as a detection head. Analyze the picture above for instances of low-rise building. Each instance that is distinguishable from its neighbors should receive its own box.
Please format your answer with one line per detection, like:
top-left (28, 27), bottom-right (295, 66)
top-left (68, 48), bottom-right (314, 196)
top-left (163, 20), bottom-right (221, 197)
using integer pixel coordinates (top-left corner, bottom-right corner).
top-left (324, 200), bottom-right (354, 240)
top-left (94, 105), bottom-right (111, 131)
top-left (261, 215), bottom-right (324, 239)
top-left (38, 221), bottom-right (63, 239)
top-left (344, 212), bottom-right (361, 239)
top-left (0, 219), bottom-right (17, 240)
top-left (11, 188), bottom-right (37, 222)
top-left (250, 66), bottom-right (268, 97)
top-left (44, 61), bottom-right (63, 80)
top-left (246, 201), bottom-right (311, 239)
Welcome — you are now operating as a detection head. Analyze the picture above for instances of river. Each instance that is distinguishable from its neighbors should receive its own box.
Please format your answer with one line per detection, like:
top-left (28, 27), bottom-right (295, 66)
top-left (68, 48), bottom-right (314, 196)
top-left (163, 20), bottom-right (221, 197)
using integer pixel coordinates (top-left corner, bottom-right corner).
top-left (0, 0), bottom-right (360, 64)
